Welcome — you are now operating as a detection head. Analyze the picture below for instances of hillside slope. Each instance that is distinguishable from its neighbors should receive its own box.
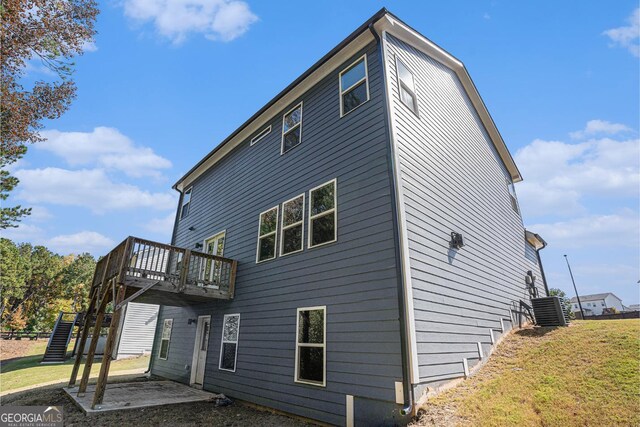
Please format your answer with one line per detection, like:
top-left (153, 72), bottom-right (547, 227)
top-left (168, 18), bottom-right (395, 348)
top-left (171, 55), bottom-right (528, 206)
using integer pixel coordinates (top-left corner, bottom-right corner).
top-left (414, 319), bottom-right (640, 427)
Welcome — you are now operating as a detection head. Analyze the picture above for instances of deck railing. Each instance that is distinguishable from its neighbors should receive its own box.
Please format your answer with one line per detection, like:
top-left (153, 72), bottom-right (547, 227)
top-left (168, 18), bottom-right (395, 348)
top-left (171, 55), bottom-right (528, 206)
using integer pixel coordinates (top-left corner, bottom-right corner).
top-left (92, 236), bottom-right (237, 299)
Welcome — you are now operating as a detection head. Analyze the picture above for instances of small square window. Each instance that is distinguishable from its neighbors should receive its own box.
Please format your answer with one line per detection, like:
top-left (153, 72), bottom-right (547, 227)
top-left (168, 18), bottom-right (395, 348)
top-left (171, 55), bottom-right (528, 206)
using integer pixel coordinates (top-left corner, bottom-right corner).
top-left (339, 55), bottom-right (369, 116)
top-left (180, 188), bottom-right (192, 219)
top-left (251, 125), bottom-right (272, 146)
top-left (282, 104), bottom-right (302, 154)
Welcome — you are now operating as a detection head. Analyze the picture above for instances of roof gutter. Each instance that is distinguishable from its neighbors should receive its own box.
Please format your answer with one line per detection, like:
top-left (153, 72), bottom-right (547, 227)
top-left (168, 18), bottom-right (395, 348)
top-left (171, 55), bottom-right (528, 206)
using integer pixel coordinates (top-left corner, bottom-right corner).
top-left (368, 22), bottom-right (414, 418)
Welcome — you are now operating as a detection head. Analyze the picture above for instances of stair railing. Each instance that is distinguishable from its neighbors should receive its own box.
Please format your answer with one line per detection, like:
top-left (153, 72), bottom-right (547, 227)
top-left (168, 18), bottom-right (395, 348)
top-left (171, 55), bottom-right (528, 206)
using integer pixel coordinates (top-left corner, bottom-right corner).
top-left (45, 311), bottom-right (64, 355)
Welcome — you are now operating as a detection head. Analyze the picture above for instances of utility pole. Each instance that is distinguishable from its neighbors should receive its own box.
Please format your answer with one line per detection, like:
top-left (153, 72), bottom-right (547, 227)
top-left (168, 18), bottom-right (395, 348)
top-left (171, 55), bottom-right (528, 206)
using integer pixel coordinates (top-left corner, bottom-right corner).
top-left (564, 254), bottom-right (584, 319)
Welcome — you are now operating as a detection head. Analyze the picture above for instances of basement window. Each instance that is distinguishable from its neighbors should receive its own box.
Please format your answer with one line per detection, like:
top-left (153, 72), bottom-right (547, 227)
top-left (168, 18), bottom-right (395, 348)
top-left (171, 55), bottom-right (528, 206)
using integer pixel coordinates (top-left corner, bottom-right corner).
top-left (256, 206), bottom-right (279, 263)
top-left (396, 58), bottom-right (418, 115)
top-left (308, 179), bottom-right (337, 248)
top-left (339, 55), bottom-right (369, 116)
top-left (282, 103), bottom-right (303, 154)
top-left (219, 314), bottom-right (240, 372)
top-left (280, 194), bottom-right (305, 256)
top-left (295, 306), bottom-right (326, 386)
top-left (180, 188), bottom-right (192, 220)
top-left (159, 319), bottom-right (173, 360)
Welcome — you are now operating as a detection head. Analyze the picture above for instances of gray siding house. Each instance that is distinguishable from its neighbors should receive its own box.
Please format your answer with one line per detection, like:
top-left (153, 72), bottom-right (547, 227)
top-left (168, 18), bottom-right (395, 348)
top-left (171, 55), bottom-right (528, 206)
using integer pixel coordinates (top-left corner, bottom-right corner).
top-left (142, 9), bottom-right (547, 425)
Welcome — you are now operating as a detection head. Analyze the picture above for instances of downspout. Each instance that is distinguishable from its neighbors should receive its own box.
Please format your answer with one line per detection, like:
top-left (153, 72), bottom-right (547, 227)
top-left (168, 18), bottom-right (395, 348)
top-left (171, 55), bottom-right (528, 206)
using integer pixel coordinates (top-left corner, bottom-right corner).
top-left (368, 23), bottom-right (414, 417)
top-left (148, 188), bottom-right (185, 375)
top-left (535, 240), bottom-right (550, 297)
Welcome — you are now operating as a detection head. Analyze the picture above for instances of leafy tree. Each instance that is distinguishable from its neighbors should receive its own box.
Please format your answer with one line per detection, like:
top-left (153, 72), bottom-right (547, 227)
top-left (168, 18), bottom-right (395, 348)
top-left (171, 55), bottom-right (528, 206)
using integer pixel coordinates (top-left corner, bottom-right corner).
top-left (0, 0), bottom-right (99, 228)
top-left (5, 305), bottom-right (26, 330)
top-left (0, 238), bottom-right (30, 318)
top-left (549, 288), bottom-right (575, 320)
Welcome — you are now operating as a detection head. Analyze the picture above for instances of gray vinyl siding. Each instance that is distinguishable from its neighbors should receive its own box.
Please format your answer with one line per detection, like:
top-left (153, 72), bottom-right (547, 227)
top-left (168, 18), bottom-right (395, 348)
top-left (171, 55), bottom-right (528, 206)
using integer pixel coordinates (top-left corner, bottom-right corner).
top-left (117, 302), bottom-right (159, 357)
top-left (151, 42), bottom-right (403, 425)
top-left (383, 34), bottom-right (535, 384)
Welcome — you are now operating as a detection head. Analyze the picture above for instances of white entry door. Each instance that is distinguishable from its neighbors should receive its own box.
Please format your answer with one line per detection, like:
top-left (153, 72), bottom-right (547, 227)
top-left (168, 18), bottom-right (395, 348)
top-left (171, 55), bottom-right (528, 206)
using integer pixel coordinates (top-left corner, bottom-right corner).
top-left (191, 315), bottom-right (211, 387)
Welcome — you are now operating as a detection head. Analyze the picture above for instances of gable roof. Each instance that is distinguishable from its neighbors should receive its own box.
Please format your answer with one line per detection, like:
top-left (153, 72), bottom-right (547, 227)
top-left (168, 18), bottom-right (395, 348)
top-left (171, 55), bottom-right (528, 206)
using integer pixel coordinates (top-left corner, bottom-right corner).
top-left (570, 293), bottom-right (622, 303)
top-left (173, 8), bottom-right (522, 192)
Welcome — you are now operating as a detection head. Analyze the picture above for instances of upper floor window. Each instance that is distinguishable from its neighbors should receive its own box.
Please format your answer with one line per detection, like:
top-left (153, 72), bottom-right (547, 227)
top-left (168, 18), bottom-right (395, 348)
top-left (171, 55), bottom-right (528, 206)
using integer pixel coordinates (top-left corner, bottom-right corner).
top-left (256, 206), bottom-right (278, 263)
top-left (396, 58), bottom-right (418, 115)
top-left (281, 194), bottom-right (304, 256)
top-left (309, 179), bottom-right (337, 248)
top-left (180, 188), bottom-right (192, 219)
top-left (339, 55), bottom-right (369, 116)
top-left (282, 103), bottom-right (303, 154)
top-left (506, 178), bottom-right (519, 214)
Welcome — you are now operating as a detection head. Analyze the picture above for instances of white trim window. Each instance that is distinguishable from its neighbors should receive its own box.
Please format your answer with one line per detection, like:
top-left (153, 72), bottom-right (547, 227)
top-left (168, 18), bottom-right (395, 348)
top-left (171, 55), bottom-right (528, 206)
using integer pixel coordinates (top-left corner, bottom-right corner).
top-left (280, 194), bottom-right (305, 256)
top-left (256, 206), bottom-right (279, 263)
top-left (295, 306), bottom-right (326, 386)
top-left (158, 318), bottom-right (173, 360)
top-left (251, 125), bottom-right (272, 146)
top-left (281, 103), bottom-right (303, 154)
top-left (219, 313), bottom-right (240, 372)
top-left (339, 55), bottom-right (369, 116)
top-left (396, 58), bottom-right (418, 115)
top-left (506, 178), bottom-right (519, 214)
top-left (180, 188), bottom-right (192, 220)
top-left (308, 179), bottom-right (337, 248)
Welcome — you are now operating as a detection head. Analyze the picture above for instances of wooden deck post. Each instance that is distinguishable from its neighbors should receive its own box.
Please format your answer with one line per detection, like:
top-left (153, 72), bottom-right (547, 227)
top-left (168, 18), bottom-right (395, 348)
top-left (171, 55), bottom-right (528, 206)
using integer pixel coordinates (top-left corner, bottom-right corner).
top-left (68, 288), bottom-right (98, 386)
top-left (91, 284), bottom-right (126, 409)
top-left (77, 281), bottom-right (112, 396)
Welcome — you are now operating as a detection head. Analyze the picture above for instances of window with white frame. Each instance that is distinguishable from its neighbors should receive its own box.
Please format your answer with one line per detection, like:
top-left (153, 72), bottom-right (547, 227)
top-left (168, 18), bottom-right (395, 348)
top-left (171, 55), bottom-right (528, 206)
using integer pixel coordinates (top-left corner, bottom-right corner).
top-left (159, 318), bottom-right (173, 360)
top-left (281, 194), bottom-right (304, 256)
top-left (339, 55), bottom-right (369, 116)
top-left (282, 103), bottom-right (302, 154)
top-left (506, 178), bottom-right (519, 213)
top-left (256, 206), bottom-right (278, 262)
top-left (396, 58), bottom-right (418, 115)
top-left (251, 125), bottom-right (271, 146)
top-left (295, 307), bottom-right (325, 386)
top-left (180, 188), bottom-right (192, 219)
top-left (309, 180), bottom-right (337, 248)
top-left (219, 314), bottom-right (240, 372)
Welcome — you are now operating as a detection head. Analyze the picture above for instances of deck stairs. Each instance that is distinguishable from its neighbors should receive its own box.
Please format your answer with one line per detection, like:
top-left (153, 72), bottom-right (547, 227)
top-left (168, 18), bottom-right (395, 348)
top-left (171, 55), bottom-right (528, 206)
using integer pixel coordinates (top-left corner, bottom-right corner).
top-left (42, 312), bottom-right (79, 363)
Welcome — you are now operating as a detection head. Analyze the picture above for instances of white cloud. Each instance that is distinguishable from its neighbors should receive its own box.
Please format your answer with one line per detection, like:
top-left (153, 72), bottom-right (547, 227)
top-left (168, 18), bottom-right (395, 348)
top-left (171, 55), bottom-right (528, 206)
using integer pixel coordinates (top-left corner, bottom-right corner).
top-left (28, 206), bottom-right (53, 222)
top-left (82, 40), bottom-right (98, 52)
top-left (528, 210), bottom-right (639, 249)
top-left (603, 8), bottom-right (640, 57)
top-left (515, 133), bottom-right (640, 216)
top-left (38, 127), bottom-right (171, 178)
top-left (47, 231), bottom-right (114, 255)
top-left (143, 213), bottom-right (175, 235)
top-left (569, 119), bottom-right (632, 139)
top-left (1, 223), bottom-right (45, 243)
top-left (14, 167), bottom-right (177, 213)
top-left (122, 0), bottom-right (258, 44)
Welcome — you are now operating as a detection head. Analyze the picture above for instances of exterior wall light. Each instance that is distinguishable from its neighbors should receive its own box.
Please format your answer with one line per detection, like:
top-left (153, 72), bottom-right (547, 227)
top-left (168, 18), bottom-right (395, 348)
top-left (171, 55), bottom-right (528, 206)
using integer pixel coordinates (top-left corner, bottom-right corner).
top-left (450, 232), bottom-right (464, 249)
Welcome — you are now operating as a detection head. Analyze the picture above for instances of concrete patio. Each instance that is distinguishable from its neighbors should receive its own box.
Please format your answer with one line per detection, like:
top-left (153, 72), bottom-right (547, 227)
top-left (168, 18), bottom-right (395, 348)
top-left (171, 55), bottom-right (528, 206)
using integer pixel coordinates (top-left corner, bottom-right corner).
top-left (64, 380), bottom-right (218, 414)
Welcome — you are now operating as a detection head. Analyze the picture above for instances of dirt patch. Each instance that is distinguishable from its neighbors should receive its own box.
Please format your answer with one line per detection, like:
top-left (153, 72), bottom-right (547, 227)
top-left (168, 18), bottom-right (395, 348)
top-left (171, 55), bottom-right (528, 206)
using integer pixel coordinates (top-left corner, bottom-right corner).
top-left (0, 339), bottom-right (39, 362)
top-left (2, 385), bottom-right (313, 426)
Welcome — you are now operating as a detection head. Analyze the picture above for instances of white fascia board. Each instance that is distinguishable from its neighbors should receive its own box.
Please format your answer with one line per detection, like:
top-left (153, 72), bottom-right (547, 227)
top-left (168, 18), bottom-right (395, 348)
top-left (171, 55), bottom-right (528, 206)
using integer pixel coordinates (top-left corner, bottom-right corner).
top-left (176, 31), bottom-right (374, 192)
top-left (375, 15), bottom-right (523, 183)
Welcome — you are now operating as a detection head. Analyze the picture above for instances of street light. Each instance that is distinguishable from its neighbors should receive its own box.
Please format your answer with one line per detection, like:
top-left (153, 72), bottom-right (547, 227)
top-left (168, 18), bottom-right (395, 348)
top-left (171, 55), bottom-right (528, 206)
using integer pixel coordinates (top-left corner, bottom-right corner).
top-left (564, 254), bottom-right (584, 319)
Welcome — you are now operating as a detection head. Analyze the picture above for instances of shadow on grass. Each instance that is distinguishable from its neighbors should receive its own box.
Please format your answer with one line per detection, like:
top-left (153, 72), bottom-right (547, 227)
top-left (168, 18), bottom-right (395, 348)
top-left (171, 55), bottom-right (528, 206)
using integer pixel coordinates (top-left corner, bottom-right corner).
top-left (515, 326), bottom-right (559, 338)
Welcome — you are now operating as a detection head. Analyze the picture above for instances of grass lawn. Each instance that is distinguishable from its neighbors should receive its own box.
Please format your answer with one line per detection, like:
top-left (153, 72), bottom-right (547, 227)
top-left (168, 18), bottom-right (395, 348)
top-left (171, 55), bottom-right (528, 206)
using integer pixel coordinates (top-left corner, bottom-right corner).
top-left (0, 339), bottom-right (150, 393)
top-left (415, 319), bottom-right (640, 427)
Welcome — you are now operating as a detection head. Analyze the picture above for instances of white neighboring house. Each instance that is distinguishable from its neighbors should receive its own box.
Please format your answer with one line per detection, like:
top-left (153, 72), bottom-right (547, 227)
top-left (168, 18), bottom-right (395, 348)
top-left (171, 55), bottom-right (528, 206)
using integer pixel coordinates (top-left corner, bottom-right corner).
top-left (570, 293), bottom-right (625, 316)
top-left (114, 302), bottom-right (159, 358)
top-left (626, 304), bottom-right (640, 312)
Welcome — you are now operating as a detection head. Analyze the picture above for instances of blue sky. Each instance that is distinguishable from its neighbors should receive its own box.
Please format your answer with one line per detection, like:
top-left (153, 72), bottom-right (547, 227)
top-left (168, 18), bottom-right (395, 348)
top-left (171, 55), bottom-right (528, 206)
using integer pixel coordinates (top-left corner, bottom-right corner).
top-left (5, 1), bottom-right (639, 305)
